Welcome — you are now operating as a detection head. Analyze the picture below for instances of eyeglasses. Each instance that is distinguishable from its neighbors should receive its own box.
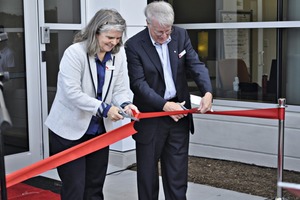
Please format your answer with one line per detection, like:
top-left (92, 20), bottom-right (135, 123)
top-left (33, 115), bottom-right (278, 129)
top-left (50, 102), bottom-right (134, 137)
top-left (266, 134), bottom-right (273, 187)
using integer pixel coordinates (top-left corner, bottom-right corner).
top-left (149, 24), bottom-right (173, 37)
top-left (153, 29), bottom-right (173, 37)
top-left (97, 21), bottom-right (125, 33)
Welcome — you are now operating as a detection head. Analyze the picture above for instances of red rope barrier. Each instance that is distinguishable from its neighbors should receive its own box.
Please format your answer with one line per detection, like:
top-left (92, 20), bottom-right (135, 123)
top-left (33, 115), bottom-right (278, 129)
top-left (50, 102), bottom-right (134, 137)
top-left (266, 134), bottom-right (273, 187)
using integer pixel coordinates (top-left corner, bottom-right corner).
top-left (5, 106), bottom-right (284, 188)
top-left (205, 108), bottom-right (283, 120)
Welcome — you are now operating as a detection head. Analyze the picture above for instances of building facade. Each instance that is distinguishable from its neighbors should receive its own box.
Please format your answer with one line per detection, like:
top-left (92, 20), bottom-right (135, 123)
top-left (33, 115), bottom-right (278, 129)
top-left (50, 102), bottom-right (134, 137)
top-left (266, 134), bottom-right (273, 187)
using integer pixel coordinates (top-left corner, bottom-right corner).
top-left (0, 0), bottom-right (300, 179)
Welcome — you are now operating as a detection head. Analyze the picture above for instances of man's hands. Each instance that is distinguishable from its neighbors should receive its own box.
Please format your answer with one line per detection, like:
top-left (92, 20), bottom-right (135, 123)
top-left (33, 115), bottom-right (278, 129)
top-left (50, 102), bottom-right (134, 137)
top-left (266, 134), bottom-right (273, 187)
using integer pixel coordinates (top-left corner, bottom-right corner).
top-left (163, 101), bottom-right (187, 122)
top-left (197, 92), bottom-right (213, 113)
top-left (107, 92), bottom-right (213, 123)
top-left (162, 92), bottom-right (213, 122)
top-left (123, 104), bottom-right (140, 117)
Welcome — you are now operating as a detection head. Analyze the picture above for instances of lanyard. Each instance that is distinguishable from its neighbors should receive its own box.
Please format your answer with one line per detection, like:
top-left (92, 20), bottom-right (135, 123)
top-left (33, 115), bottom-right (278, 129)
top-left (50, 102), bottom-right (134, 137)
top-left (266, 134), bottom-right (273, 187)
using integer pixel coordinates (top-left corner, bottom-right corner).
top-left (86, 53), bottom-right (114, 102)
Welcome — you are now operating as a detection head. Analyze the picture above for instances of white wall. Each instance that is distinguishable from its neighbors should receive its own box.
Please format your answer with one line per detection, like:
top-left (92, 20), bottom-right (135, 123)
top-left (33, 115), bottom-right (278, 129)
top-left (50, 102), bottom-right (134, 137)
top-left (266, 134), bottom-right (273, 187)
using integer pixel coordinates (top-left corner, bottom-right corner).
top-left (86, 0), bottom-right (146, 40)
top-left (86, 0), bottom-right (120, 22)
top-left (190, 100), bottom-right (300, 172)
top-left (87, 0), bottom-right (147, 39)
top-left (86, 0), bottom-right (146, 26)
top-left (120, 0), bottom-right (147, 40)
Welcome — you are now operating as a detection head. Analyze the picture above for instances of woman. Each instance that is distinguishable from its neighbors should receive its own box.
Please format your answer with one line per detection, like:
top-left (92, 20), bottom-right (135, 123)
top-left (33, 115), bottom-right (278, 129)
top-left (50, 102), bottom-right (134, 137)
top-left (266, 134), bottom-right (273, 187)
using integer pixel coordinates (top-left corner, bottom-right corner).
top-left (45, 9), bottom-right (138, 200)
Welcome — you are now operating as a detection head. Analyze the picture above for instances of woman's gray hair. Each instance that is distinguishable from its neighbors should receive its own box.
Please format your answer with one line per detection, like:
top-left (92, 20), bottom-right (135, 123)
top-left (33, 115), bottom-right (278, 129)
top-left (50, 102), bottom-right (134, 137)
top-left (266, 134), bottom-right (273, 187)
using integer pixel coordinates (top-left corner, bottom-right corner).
top-left (74, 9), bottom-right (126, 55)
top-left (144, 1), bottom-right (174, 27)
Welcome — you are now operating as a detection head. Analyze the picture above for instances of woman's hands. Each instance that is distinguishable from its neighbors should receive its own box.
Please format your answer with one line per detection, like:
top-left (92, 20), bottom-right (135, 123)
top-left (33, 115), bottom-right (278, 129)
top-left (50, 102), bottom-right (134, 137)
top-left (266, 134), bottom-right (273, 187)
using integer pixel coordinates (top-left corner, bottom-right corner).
top-left (107, 104), bottom-right (139, 122)
top-left (107, 106), bottom-right (123, 122)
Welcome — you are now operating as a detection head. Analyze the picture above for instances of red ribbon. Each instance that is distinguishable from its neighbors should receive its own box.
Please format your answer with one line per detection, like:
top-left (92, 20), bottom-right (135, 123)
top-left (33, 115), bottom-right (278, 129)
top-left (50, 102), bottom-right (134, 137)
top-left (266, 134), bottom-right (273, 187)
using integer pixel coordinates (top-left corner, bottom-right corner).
top-left (6, 122), bottom-right (136, 188)
top-left (5, 106), bottom-right (284, 188)
top-left (136, 107), bottom-right (284, 120)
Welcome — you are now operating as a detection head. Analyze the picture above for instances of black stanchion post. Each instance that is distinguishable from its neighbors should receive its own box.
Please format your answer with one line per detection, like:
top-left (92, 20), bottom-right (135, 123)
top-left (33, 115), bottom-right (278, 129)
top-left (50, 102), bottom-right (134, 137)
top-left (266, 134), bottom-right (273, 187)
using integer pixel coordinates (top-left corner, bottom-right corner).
top-left (0, 128), bottom-right (7, 200)
top-left (275, 98), bottom-right (286, 200)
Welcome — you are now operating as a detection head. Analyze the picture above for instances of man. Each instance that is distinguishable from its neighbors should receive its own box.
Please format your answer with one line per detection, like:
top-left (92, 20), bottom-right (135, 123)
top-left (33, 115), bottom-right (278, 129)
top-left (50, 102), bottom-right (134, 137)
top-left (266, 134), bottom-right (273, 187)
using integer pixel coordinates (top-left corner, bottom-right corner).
top-left (125, 1), bottom-right (213, 200)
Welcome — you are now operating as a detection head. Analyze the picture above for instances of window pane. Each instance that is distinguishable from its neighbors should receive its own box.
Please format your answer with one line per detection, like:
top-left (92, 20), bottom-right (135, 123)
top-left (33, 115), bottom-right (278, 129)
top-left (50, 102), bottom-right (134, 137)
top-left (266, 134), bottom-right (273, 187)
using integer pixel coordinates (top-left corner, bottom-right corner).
top-left (0, 0), bottom-right (29, 155)
top-left (170, 0), bottom-right (278, 23)
top-left (284, 28), bottom-right (300, 105)
top-left (46, 30), bottom-right (75, 89)
top-left (187, 28), bottom-right (277, 103)
top-left (45, 30), bottom-right (77, 155)
top-left (44, 0), bottom-right (81, 23)
top-left (284, 0), bottom-right (300, 21)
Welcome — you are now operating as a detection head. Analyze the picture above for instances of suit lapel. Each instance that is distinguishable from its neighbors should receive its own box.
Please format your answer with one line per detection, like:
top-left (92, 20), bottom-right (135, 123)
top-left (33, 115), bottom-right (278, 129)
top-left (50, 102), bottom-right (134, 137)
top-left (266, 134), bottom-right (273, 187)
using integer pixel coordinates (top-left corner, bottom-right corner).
top-left (140, 28), bottom-right (180, 83)
top-left (168, 33), bottom-right (179, 82)
top-left (141, 29), bottom-right (164, 79)
top-left (87, 54), bottom-right (113, 101)
top-left (141, 29), bottom-right (179, 82)
top-left (87, 55), bottom-right (98, 97)
top-left (102, 59), bottom-right (114, 101)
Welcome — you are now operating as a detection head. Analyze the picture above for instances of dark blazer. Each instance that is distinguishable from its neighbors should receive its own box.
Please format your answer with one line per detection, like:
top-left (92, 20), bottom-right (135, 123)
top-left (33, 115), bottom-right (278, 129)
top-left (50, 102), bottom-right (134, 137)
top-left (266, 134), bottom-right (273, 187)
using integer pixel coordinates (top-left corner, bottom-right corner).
top-left (125, 26), bottom-right (212, 144)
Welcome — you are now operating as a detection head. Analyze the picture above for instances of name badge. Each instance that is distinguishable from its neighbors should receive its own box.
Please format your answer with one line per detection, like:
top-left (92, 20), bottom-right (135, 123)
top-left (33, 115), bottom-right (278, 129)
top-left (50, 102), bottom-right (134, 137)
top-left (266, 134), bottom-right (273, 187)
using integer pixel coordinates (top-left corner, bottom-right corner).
top-left (178, 50), bottom-right (186, 58)
top-left (106, 65), bottom-right (115, 71)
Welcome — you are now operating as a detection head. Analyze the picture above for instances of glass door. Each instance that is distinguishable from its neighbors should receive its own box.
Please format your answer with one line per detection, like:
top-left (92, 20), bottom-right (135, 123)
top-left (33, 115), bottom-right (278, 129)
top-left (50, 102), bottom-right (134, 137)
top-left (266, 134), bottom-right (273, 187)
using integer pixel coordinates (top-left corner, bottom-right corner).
top-left (38, 0), bottom-right (85, 178)
top-left (1, 0), bottom-right (43, 173)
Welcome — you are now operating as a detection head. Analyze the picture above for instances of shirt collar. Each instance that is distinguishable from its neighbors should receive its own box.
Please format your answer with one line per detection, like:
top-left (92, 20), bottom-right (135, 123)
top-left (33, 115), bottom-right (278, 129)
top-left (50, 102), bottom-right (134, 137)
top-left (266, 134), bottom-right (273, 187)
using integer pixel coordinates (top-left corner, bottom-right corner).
top-left (95, 52), bottom-right (112, 64)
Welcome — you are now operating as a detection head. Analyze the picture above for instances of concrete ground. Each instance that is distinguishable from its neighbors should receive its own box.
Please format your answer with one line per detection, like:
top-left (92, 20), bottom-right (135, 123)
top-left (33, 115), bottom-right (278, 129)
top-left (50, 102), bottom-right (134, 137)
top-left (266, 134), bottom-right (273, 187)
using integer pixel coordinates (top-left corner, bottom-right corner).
top-left (104, 166), bottom-right (267, 200)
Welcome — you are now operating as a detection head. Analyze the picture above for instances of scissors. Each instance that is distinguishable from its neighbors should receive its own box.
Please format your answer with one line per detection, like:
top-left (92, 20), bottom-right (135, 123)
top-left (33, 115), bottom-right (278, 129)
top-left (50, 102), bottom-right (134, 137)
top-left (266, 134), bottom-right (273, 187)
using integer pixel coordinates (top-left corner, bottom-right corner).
top-left (118, 106), bottom-right (139, 121)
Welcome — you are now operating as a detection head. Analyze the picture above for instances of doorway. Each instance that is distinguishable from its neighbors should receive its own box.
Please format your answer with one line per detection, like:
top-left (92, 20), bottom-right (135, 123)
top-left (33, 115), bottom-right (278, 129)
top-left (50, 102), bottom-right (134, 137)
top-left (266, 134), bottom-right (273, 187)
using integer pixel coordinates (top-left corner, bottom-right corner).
top-left (0, 0), bottom-right (42, 173)
top-left (38, 0), bottom-right (85, 179)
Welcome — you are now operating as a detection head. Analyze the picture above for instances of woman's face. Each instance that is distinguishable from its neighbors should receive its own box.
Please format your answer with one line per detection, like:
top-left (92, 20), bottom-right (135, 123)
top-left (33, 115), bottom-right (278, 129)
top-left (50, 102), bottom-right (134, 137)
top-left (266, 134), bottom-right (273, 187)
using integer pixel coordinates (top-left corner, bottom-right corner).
top-left (97, 29), bottom-right (122, 53)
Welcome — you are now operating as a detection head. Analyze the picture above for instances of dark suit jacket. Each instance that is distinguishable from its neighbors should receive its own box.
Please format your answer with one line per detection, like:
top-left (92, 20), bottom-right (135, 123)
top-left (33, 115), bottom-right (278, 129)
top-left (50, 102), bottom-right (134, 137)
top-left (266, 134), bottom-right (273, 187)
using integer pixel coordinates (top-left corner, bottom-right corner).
top-left (125, 26), bottom-right (212, 144)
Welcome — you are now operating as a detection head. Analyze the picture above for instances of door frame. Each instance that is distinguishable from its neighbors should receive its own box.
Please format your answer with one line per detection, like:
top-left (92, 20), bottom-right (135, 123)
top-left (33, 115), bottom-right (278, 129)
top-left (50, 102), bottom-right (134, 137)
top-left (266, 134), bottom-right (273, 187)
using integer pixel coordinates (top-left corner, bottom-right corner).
top-left (38, 0), bottom-right (86, 179)
top-left (5, 0), bottom-right (43, 174)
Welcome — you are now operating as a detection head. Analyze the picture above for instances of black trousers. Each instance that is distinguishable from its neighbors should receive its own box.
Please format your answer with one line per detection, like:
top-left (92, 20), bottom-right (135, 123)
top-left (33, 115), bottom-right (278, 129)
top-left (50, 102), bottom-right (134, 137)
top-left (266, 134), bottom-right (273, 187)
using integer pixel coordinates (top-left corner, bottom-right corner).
top-left (50, 132), bottom-right (109, 200)
top-left (135, 116), bottom-right (190, 200)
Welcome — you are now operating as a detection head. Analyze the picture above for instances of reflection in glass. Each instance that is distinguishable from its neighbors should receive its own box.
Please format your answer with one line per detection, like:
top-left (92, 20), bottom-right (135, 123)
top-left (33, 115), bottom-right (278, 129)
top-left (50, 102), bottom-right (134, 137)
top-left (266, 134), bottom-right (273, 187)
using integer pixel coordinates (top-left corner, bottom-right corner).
top-left (186, 28), bottom-right (277, 103)
top-left (45, 31), bottom-right (76, 155)
top-left (45, 30), bottom-right (77, 110)
top-left (0, 1), bottom-right (29, 155)
top-left (198, 31), bottom-right (208, 59)
top-left (44, 0), bottom-right (81, 24)
top-left (171, 0), bottom-right (278, 23)
top-left (285, 28), bottom-right (300, 105)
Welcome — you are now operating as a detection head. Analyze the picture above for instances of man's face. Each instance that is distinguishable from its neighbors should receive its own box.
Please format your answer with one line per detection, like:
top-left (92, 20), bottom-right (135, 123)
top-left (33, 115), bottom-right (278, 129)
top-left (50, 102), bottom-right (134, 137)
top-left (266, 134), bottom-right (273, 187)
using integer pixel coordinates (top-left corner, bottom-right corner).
top-left (147, 19), bottom-right (172, 44)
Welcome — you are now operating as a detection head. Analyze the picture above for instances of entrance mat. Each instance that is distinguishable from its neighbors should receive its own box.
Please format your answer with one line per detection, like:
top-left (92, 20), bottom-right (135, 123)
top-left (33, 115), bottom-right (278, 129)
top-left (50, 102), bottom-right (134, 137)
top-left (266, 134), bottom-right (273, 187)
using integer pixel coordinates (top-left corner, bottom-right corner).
top-left (7, 182), bottom-right (60, 199)
top-left (22, 176), bottom-right (61, 194)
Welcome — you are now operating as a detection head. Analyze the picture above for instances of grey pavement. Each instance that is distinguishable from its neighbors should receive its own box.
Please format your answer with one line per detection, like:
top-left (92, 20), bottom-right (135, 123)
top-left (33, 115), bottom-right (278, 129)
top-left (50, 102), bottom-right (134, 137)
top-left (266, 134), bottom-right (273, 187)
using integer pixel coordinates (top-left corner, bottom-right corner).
top-left (104, 166), bottom-right (267, 200)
